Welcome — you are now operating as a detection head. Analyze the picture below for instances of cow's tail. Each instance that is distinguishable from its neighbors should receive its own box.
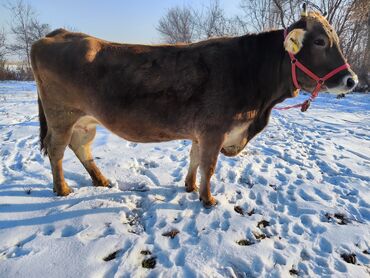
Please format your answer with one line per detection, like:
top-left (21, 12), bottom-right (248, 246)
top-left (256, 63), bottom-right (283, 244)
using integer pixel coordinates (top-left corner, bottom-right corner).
top-left (38, 95), bottom-right (48, 155)
top-left (31, 40), bottom-right (48, 156)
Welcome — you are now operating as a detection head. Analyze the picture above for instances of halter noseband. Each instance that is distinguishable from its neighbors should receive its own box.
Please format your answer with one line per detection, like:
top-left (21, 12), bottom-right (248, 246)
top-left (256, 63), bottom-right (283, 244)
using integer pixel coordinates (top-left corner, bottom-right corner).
top-left (275, 29), bottom-right (350, 112)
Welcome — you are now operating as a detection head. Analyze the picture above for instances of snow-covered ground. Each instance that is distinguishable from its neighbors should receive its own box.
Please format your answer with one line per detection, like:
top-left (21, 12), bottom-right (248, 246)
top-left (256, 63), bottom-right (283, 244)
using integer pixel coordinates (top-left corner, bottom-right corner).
top-left (0, 81), bottom-right (369, 277)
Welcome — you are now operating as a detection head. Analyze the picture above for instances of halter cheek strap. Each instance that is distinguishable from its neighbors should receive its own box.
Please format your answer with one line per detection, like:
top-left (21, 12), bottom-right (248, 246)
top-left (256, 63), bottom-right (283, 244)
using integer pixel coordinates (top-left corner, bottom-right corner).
top-left (275, 29), bottom-right (350, 112)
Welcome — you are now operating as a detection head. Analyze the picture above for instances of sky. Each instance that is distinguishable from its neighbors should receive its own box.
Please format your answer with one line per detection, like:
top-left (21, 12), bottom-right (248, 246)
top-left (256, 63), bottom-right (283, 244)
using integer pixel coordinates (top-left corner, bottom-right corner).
top-left (0, 0), bottom-right (242, 44)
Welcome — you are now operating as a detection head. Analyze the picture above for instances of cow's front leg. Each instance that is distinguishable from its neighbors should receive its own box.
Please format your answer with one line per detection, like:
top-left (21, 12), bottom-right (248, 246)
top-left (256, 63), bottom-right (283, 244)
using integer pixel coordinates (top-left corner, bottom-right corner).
top-left (185, 141), bottom-right (200, 192)
top-left (198, 135), bottom-right (224, 208)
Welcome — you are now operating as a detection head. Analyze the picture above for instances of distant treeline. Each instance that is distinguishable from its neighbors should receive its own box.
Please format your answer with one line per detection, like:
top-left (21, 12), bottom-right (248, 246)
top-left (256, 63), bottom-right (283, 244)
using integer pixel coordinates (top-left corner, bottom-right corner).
top-left (0, 64), bottom-right (34, 81)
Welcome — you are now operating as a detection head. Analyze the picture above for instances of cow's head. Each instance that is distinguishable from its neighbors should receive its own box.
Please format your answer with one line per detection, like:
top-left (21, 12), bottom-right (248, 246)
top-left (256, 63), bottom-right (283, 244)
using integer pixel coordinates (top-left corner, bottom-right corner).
top-left (284, 6), bottom-right (358, 94)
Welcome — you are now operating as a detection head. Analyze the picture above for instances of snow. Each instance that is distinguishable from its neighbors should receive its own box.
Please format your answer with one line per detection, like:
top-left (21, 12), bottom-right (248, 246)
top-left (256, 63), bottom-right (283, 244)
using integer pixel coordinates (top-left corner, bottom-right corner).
top-left (0, 81), bottom-right (369, 277)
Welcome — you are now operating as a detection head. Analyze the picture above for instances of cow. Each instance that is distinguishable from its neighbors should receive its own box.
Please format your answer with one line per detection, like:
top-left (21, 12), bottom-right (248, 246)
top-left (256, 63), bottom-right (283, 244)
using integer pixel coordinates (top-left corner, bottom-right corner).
top-left (31, 9), bottom-right (357, 208)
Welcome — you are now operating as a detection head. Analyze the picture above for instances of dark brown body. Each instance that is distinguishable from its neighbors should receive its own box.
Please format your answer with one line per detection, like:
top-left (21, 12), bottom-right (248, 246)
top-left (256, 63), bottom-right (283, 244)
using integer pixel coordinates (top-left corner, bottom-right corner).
top-left (31, 13), bottom-right (354, 207)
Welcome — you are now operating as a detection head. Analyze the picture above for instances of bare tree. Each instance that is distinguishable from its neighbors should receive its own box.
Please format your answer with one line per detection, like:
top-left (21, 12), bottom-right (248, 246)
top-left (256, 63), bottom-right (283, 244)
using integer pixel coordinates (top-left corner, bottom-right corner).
top-left (29, 20), bottom-right (50, 42)
top-left (156, 6), bottom-right (196, 44)
top-left (239, 0), bottom-right (279, 32)
top-left (199, 0), bottom-right (227, 37)
top-left (0, 29), bottom-right (13, 80)
top-left (0, 28), bottom-right (7, 79)
top-left (0, 29), bottom-right (6, 64)
top-left (6, 0), bottom-right (50, 70)
top-left (350, 0), bottom-right (370, 90)
top-left (364, 7), bottom-right (370, 89)
top-left (157, 1), bottom-right (242, 44)
top-left (239, 0), bottom-right (303, 32)
top-left (193, 0), bottom-right (241, 39)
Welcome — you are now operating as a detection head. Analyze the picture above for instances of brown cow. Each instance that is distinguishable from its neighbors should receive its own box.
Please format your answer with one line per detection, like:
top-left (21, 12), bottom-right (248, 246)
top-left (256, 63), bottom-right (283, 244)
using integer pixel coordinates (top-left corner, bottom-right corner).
top-left (31, 10), bottom-right (357, 208)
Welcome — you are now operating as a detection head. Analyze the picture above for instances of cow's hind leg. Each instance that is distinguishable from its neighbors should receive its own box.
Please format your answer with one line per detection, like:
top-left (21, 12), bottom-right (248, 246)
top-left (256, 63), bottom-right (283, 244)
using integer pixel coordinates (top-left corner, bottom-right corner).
top-left (185, 141), bottom-right (199, 192)
top-left (69, 118), bottom-right (110, 187)
top-left (44, 111), bottom-right (80, 196)
top-left (198, 135), bottom-right (224, 208)
top-left (46, 129), bottom-right (74, 196)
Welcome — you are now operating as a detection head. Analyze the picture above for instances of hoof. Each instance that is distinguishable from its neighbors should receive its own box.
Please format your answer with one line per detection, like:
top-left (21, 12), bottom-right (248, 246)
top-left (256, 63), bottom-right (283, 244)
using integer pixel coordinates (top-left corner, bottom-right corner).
top-left (107, 180), bottom-right (115, 188)
top-left (93, 178), bottom-right (110, 187)
top-left (55, 185), bottom-right (73, 196)
top-left (199, 196), bottom-right (217, 208)
top-left (185, 182), bottom-right (198, 193)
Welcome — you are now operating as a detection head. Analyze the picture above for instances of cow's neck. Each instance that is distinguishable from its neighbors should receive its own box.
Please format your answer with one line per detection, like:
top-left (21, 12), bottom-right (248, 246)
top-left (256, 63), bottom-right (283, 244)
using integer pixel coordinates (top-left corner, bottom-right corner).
top-left (240, 29), bottom-right (294, 110)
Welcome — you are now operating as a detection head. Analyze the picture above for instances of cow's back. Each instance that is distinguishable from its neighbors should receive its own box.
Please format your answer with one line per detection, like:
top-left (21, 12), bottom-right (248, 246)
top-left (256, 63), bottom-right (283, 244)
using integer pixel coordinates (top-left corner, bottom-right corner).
top-left (32, 29), bottom-right (216, 101)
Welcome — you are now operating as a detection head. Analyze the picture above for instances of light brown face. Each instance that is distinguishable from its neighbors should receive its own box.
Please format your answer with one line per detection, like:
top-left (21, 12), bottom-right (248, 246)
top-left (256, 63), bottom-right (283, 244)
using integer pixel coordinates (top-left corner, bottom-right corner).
top-left (284, 12), bottom-right (358, 94)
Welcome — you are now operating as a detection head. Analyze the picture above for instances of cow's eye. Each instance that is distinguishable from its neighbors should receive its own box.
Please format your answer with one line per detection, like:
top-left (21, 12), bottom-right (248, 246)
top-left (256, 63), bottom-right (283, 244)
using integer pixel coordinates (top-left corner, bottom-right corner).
top-left (314, 38), bottom-right (325, 46)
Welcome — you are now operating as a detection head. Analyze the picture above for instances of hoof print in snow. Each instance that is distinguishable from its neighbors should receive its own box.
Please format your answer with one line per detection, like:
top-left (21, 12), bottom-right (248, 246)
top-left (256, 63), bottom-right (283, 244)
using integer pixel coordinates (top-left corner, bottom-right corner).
top-left (247, 208), bottom-right (255, 216)
top-left (162, 229), bottom-right (180, 239)
top-left (103, 249), bottom-right (121, 261)
top-left (0, 251), bottom-right (6, 259)
top-left (323, 213), bottom-right (333, 222)
top-left (142, 257), bottom-right (156, 269)
top-left (124, 214), bottom-right (144, 234)
top-left (253, 231), bottom-right (266, 240)
top-left (128, 229), bottom-right (143, 235)
top-left (140, 250), bottom-right (152, 255)
top-left (363, 250), bottom-right (369, 255)
top-left (333, 213), bottom-right (350, 225)
top-left (341, 253), bottom-right (356, 264)
top-left (236, 239), bottom-right (253, 246)
top-left (324, 213), bottom-right (350, 225)
top-left (257, 220), bottom-right (270, 229)
top-left (23, 187), bottom-right (32, 195)
top-left (234, 206), bottom-right (244, 216)
top-left (289, 267), bottom-right (299, 276)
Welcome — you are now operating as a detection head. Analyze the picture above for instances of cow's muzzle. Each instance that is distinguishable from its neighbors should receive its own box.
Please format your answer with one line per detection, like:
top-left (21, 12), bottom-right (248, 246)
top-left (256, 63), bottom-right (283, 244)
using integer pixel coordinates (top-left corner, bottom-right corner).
top-left (343, 74), bottom-right (358, 91)
top-left (327, 73), bottom-right (358, 94)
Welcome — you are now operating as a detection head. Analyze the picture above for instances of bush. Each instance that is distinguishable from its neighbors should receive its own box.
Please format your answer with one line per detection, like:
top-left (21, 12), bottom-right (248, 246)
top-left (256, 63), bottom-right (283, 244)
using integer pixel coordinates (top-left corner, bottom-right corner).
top-left (0, 62), bottom-right (34, 81)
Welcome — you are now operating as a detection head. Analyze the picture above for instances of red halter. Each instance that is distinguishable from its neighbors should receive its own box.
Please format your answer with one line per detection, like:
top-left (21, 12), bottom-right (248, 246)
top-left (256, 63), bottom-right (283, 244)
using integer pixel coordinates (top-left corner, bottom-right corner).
top-left (275, 29), bottom-right (350, 112)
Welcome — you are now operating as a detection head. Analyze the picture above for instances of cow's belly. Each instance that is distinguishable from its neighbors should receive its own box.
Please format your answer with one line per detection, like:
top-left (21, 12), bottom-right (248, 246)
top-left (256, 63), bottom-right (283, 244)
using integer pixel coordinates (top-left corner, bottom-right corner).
top-left (221, 122), bottom-right (251, 156)
top-left (86, 112), bottom-right (192, 143)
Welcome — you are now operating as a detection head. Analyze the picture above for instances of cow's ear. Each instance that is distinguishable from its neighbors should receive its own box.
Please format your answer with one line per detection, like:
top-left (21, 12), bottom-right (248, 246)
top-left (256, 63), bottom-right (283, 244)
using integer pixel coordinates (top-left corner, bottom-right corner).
top-left (284, 29), bottom-right (306, 54)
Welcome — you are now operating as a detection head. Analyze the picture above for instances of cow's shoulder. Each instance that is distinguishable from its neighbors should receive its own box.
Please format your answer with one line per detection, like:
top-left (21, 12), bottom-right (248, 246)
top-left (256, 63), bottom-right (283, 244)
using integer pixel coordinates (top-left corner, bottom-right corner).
top-left (40, 29), bottom-right (99, 47)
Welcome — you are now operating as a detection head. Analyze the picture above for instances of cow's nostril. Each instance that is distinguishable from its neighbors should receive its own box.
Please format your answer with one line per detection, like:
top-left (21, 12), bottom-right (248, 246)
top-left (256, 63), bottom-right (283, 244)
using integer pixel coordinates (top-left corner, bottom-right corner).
top-left (346, 77), bottom-right (355, 88)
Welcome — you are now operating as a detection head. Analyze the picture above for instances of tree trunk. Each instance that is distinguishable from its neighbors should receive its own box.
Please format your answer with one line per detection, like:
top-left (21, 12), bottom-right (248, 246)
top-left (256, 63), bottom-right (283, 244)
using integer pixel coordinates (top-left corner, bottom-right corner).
top-left (364, 12), bottom-right (370, 90)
